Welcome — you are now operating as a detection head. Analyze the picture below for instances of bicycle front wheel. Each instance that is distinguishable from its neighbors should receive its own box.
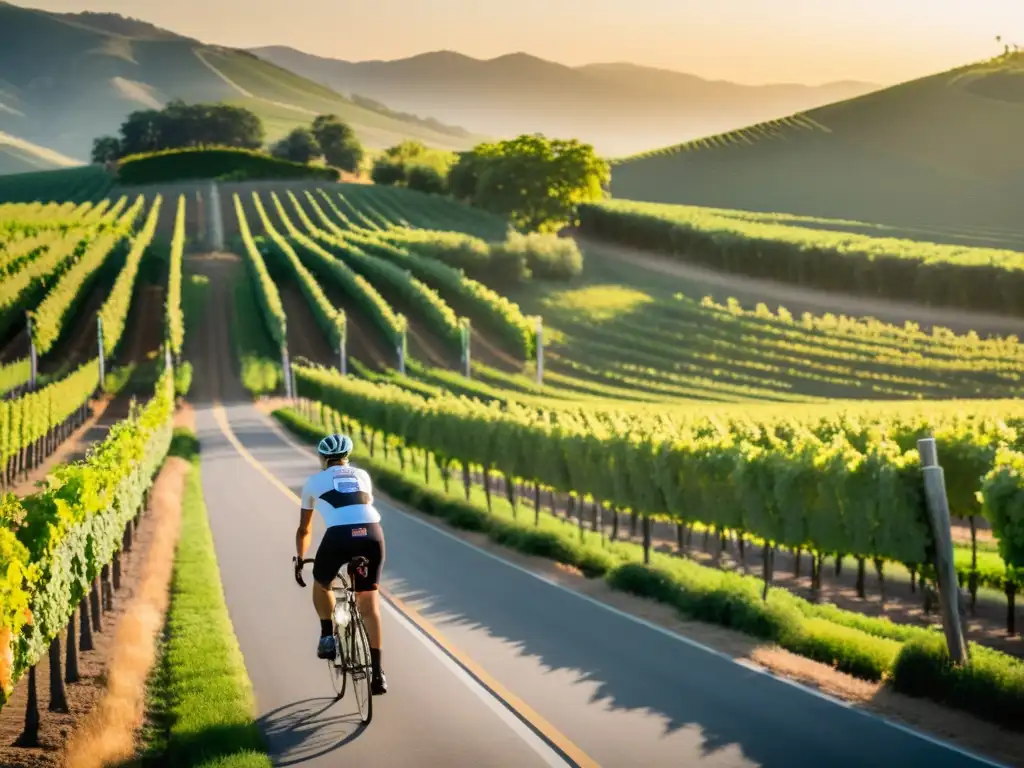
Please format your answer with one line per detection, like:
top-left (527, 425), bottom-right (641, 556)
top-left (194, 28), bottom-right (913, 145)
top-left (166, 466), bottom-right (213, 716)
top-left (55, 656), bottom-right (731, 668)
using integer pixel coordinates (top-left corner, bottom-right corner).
top-left (347, 611), bottom-right (373, 725)
top-left (328, 626), bottom-right (347, 700)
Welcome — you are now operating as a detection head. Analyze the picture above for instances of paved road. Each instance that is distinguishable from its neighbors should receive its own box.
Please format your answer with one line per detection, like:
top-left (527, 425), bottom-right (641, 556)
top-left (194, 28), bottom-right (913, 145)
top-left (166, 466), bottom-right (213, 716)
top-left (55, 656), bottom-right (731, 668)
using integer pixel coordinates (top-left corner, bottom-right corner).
top-left (190, 399), bottom-right (1008, 768)
top-left (187, 253), bottom-right (1006, 767)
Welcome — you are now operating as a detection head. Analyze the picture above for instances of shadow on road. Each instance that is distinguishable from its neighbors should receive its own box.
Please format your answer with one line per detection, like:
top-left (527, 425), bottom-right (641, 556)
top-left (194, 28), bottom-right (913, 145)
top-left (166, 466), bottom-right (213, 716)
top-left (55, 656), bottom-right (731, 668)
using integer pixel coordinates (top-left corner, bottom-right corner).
top-left (257, 697), bottom-right (367, 765)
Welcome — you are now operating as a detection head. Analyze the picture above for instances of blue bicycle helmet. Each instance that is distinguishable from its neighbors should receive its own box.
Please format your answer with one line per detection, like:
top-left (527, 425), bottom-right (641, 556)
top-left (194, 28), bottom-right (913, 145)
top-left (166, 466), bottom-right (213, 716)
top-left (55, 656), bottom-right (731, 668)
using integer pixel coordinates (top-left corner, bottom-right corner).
top-left (317, 433), bottom-right (353, 466)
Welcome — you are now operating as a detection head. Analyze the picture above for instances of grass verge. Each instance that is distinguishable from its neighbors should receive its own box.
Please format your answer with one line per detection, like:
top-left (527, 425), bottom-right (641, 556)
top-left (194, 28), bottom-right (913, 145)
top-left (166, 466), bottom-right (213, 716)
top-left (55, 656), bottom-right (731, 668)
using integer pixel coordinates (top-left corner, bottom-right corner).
top-left (274, 405), bottom-right (1024, 731)
top-left (137, 428), bottom-right (272, 767)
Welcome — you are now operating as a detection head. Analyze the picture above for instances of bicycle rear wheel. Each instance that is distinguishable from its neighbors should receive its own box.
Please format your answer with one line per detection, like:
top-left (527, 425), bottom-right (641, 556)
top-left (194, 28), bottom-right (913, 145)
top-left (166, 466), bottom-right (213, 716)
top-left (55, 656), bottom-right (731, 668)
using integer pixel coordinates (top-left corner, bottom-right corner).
top-left (347, 609), bottom-right (373, 724)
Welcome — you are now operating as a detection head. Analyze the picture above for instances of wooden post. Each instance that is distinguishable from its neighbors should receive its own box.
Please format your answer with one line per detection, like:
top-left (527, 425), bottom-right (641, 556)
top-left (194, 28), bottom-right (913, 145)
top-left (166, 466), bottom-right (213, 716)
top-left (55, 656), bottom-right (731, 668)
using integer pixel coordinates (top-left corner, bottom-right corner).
top-left (918, 438), bottom-right (968, 664)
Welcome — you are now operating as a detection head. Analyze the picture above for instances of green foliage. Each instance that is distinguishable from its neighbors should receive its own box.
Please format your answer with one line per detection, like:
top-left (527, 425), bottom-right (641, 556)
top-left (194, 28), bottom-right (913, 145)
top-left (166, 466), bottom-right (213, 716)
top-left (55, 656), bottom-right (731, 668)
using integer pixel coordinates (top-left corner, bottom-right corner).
top-left (98, 196), bottom-right (162, 358)
top-left (166, 194), bottom-right (186, 360)
top-left (578, 200), bottom-right (1024, 318)
top-left (117, 147), bottom-right (339, 185)
top-left (407, 165), bottom-right (447, 195)
top-left (981, 448), bottom-right (1024, 570)
top-left (0, 166), bottom-right (115, 205)
top-left (311, 114), bottom-right (364, 173)
top-left (247, 193), bottom-right (346, 351)
top-left (270, 127), bottom-right (321, 165)
top-left (114, 99), bottom-right (265, 158)
top-left (174, 361), bottom-right (193, 398)
top-left (3, 367), bottom-right (175, 705)
top-left (232, 194), bottom-right (287, 350)
top-left (275, 403), bottom-right (1024, 730)
top-left (372, 140), bottom-right (455, 189)
top-left (0, 359), bottom-right (30, 397)
top-left (490, 230), bottom-right (583, 281)
top-left (450, 135), bottom-right (609, 233)
top-left (308, 190), bottom-right (534, 359)
top-left (229, 273), bottom-right (282, 398)
top-left (891, 635), bottom-right (1024, 729)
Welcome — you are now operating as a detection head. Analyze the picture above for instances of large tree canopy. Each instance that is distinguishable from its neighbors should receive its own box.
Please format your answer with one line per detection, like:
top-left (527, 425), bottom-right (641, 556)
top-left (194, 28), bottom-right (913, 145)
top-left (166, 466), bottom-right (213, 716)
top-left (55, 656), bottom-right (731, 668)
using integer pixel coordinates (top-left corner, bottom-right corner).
top-left (271, 127), bottom-right (321, 165)
top-left (311, 114), bottom-right (364, 173)
top-left (449, 135), bottom-right (609, 232)
top-left (105, 100), bottom-right (265, 159)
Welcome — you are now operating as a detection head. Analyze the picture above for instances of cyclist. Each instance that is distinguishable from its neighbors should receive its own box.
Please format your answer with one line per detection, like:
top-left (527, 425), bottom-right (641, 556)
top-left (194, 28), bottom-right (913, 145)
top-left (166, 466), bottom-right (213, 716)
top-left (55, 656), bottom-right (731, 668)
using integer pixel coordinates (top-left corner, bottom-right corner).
top-left (293, 433), bottom-right (387, 695)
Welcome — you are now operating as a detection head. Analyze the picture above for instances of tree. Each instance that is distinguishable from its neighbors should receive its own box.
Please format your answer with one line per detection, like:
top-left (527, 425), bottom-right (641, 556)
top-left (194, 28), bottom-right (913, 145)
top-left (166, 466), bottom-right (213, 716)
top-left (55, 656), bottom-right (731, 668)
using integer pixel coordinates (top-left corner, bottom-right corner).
top-left (452, 134), bottom-right (609, 232)
top-left (91, 136), bottom-right (121, 165)
top-left (311, 114), bottom-right (364, 172)
top-left (109, 101), bottom-right (264, 159)
top-left (407, 164), bottom-right (446, 195)
top-left (271, 128), bottom-right (321, 164)
top-left (371, 156), bottom-right (407, 186)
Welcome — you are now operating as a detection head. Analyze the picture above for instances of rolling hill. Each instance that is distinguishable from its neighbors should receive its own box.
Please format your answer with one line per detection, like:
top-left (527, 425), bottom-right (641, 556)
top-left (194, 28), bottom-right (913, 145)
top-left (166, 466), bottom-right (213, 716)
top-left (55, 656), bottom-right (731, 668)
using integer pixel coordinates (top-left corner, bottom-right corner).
top-left (609, 53), bottom-right (1024, 237)
top-left (250, 46), bottom-right (879, 157)
top-left (0, 2), bottom-right (479, 173)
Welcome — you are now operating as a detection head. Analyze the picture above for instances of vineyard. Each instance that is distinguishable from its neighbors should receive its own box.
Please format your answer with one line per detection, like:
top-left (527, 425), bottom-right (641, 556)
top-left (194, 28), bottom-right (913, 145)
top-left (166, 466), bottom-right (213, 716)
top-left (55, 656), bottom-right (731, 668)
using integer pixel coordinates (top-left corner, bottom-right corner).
top-left (0, 172), bottom-right (1023, 757)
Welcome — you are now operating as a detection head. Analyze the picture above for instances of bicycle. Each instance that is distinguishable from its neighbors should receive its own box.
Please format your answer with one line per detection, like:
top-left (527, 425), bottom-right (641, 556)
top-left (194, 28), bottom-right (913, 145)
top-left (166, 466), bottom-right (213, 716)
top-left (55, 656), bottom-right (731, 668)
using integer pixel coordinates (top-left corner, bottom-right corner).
top-left (296, 556), bottom-right (373, 724)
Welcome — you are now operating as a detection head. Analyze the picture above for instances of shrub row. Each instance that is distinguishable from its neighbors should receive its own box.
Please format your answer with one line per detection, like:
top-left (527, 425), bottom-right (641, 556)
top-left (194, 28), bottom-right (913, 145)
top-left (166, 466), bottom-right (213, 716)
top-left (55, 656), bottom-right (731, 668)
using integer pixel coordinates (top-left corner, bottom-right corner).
top-left (308, 191), bottom-right (535, 359)
top-left (1, 366), bottom-right (175, 708)
top-left (283, 191), bottom-right (462, 351)
top-left (233, 194), bottom-right (287, 350)
top-left (117, 146), bottom-right (340, 185)
top-left (290, 364), bottom-right (1024, 587)
top-left (98, 196), bottom-right (162, 358)
top-left (247, 192), bottom-right (346, 351)
top-left (166, 194), bottom-right (187, 360)
top-left (275, 405), bottom-right (1024, 730)
top-left (577, 201), bottom-right (1024, 317)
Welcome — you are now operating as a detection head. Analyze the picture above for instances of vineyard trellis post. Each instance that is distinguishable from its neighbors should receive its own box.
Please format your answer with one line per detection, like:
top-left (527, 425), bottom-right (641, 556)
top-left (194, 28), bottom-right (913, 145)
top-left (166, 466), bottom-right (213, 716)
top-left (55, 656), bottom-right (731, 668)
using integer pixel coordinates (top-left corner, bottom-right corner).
top-left (535, 316), bottom-right (544, 385)
top-left (26, 312), bottom-right (37, 390)
top-left (397, 326), bottom-right (407, 376)
top-left (339, 323), bottom-right (347, 376)
top-left (281, 344), bottom-right (293, 400)
top-left (97, 315), bottom-right (105, 387)
top-left (918, 437), bottom-right (969, 664)
top-left (461, 320), bottom-right (471, 378)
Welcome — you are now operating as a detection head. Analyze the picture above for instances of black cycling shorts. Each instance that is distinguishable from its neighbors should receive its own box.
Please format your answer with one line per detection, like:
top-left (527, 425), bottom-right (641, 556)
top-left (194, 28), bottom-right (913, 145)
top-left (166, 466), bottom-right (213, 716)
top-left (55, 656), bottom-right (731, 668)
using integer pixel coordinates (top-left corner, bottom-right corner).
top-left (312, 522), bottom-right (385, 592)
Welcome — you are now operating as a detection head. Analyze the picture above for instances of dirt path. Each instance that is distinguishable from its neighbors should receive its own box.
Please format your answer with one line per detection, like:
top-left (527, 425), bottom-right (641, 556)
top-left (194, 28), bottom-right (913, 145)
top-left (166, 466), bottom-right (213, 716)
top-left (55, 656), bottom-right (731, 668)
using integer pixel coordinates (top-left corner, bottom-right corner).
top-left (0, 327), bottom-right (29, 364)
top-left (575, 234), bottom-right (1024, 338)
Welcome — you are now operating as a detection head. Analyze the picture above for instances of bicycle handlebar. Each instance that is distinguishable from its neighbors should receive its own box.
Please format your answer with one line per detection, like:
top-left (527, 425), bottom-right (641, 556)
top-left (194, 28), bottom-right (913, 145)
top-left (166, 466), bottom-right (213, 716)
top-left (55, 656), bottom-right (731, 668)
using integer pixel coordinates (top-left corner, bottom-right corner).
top-left (293, 556), bottom-right (369, 589)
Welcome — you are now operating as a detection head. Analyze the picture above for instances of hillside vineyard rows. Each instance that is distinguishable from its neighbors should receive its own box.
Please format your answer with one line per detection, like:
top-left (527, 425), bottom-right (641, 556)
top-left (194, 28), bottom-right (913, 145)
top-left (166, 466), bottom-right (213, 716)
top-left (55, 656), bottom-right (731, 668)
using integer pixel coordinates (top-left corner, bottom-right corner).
top-left (0, 179), bottom-right (1023, 740)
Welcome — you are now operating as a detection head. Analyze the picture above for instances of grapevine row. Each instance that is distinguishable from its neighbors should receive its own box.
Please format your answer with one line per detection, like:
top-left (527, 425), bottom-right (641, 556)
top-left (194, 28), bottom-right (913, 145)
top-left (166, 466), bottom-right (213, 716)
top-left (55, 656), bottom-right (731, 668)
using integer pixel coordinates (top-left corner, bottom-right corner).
top-left (0, 365), bottom-right (174, 711)
top-left (577, 200), bottom-right (1024, 318)
top-left (29, 230), bottom-right (124, 356)
top-left (166, 194), bottom-right (186, 360)
top-left (244, 193), bottom-right (346, 350)
top-left (98, 196), bottom-right (162, 357)
top-left (283, 191), bottom-right (462, 351)
top-left (0, 360), bottom-right (101, 488)
top-left (0, 359), bottom-right (30, 398)
top-left (233, 194), bottom-right (287, 348)
top-left (292, 364), bottom-right (1024, 582)
top-left (255, 193), bottom-right (406, 349)
top-left (312, 190), bottom-right (534, 359)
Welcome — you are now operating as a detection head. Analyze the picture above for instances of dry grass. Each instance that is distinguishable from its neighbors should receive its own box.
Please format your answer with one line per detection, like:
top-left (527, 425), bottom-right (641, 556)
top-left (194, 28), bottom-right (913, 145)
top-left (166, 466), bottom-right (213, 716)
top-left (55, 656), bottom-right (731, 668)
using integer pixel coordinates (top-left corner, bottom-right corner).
top-left (60, 456), bottom-right (190, 768)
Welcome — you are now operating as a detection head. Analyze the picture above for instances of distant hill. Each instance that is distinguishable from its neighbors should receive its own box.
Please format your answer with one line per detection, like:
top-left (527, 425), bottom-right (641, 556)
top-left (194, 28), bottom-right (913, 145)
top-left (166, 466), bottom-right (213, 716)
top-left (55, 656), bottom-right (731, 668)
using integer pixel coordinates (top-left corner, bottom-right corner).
top-left (250, 46), bottom-right (880, 157)
top-left (0, 2), bottom-right (479, 173)
top-left (608, 53), bottom-right (1024, 237)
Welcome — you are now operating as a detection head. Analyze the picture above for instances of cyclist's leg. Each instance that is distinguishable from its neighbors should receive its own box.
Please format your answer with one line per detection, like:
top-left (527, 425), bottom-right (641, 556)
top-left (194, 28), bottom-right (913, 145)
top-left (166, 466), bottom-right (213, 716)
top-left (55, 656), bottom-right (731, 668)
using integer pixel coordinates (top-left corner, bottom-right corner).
top-left (352, 523), bottom-right (385, 691)
top-left (312, 526), bottom-right (349, 657)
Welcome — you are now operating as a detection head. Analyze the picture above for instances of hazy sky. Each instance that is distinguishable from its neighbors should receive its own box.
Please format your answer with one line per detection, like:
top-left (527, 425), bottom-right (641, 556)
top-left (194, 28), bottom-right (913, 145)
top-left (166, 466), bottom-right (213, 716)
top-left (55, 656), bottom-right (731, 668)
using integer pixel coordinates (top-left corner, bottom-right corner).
top-left (24, 0), bottom-right (1024, 85)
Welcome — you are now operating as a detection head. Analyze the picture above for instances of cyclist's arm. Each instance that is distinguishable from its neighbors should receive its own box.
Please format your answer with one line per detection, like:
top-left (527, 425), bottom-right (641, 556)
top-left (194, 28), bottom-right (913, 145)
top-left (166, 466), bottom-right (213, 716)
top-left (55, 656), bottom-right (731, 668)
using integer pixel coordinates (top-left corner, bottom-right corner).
top-left (297, 480), bottom-right (315, 560)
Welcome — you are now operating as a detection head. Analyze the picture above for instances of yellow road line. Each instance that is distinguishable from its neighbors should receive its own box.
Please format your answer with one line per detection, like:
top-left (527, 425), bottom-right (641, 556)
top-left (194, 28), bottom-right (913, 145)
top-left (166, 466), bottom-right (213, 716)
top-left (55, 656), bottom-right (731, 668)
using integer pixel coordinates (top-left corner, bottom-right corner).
top-left (210, 401), bottom-right (601, 768)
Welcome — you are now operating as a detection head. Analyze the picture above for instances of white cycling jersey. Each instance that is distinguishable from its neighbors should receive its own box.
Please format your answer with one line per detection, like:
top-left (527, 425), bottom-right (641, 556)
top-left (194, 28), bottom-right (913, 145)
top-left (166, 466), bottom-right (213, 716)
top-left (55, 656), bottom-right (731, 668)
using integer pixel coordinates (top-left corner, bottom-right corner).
top-left (300, 464), bottom-right (381, 528)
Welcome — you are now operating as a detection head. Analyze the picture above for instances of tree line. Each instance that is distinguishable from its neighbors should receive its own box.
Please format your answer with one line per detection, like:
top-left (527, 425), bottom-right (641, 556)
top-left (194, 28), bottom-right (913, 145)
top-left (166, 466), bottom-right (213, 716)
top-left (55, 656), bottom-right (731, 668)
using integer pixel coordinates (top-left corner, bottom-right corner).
top-left (91, 101), bottom-right (364, 173)
top-left (92, 100), bottom-right (611, 233)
